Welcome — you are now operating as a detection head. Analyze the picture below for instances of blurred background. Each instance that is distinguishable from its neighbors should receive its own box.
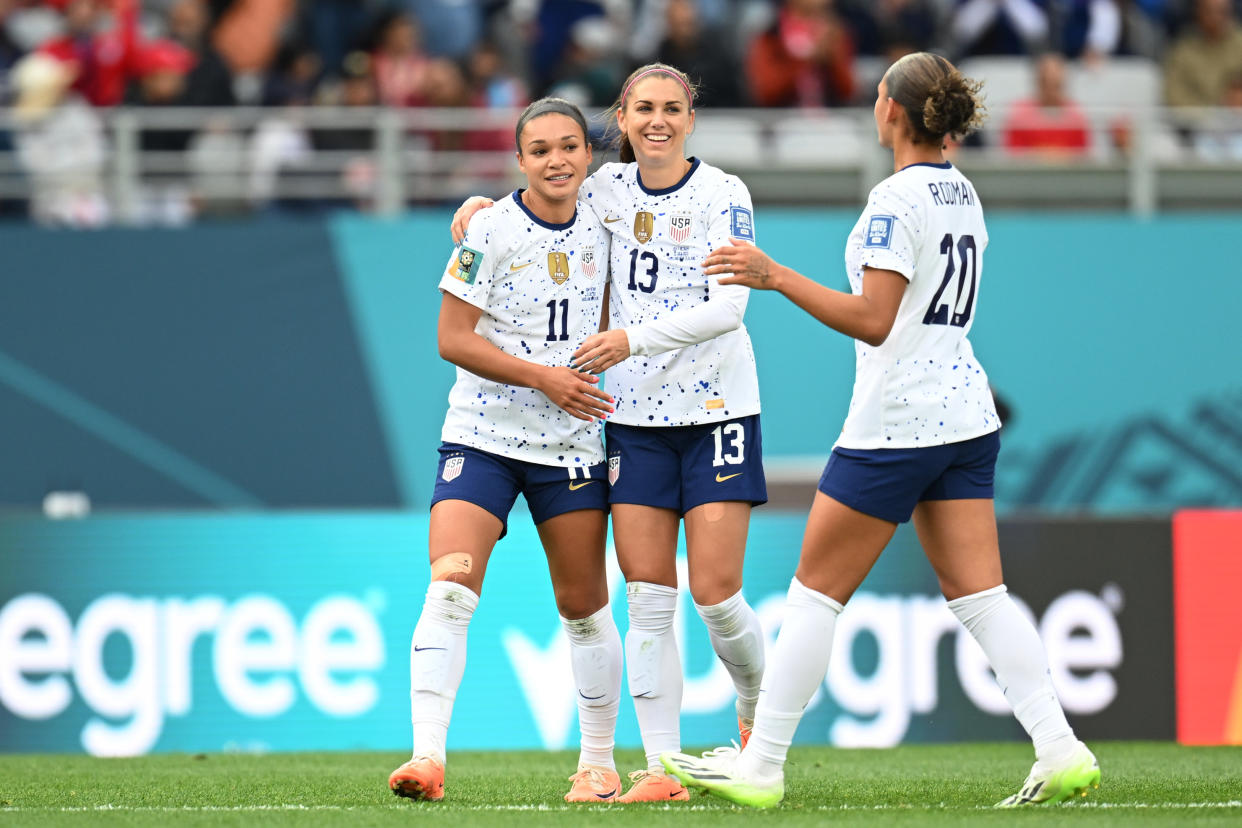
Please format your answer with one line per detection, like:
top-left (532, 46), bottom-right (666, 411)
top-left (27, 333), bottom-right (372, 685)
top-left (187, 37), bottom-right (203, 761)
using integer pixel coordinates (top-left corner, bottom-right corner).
top-left (0, 0), bottom-right (1239, 759)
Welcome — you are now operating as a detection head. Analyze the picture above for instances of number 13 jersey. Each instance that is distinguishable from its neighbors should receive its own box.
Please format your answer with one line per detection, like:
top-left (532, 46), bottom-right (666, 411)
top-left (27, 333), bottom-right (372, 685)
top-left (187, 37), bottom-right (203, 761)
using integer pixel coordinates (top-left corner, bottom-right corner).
top-left (582, 158), bottom-right (761, 427)
top-left (839, 161), bottom-right (999, 450)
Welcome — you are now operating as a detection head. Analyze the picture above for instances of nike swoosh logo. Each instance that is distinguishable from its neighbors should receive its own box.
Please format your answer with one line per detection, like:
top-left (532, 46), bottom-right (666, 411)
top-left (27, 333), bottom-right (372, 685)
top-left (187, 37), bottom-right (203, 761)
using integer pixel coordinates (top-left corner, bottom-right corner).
top-left (413, 646), bottom-right (447, 652)
top-left (603, 215), bottom-right (622, 223)
top-left (596, 792), bottom-right (616, 800)
top-left (715, 472), bottom-right (743, 483)
top-left (579, 690), bottom-right (606, 700)
top-left (568, 481), bottom-right (595, 490)
top-left (509, 261), bottom-right (535, 271)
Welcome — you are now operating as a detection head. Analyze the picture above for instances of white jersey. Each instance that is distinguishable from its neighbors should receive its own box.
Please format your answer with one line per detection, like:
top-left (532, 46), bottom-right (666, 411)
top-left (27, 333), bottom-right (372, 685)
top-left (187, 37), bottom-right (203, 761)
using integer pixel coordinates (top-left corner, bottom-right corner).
top-left (837, 161), bottom-right (1000, 449)
top-left (581, 159), bottom-right (761, 427)
top-left (438, 191), bottom-right (610, 467)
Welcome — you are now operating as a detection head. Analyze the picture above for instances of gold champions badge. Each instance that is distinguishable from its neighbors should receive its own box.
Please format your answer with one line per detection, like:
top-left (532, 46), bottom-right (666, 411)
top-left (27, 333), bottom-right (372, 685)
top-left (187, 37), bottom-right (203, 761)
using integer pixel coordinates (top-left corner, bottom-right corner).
top-left (633, 211), bottom-right (654, 244)
top-left (547, 251), bottom-right (571, 284)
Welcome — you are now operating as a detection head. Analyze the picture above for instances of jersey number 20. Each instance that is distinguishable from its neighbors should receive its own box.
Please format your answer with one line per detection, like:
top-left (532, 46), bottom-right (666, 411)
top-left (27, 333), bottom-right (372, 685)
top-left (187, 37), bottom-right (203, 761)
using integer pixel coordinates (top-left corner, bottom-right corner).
top-left (923, 233), bottom-right (977, 328)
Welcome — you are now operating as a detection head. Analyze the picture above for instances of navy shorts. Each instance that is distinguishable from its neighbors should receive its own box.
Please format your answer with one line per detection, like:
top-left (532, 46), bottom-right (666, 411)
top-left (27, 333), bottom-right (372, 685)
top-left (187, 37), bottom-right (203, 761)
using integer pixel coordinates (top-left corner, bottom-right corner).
top-left (818, 430), bottom-right (1000, 524)
top-left (605, 415), bottom-right (768, 515)
top-left (431, 443), bottom-right (608, 537)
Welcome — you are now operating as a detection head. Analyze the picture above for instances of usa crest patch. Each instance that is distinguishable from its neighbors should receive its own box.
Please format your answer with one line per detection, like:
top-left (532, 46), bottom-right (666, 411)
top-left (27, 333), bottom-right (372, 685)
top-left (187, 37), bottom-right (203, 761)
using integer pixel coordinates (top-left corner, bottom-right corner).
top-left (581, 249), bottom-right (596, 279)
top-left (451, 245), bottom-right (483, 284)
top-left (729, 206), bottom-right (754, 241)
top-left (608, 455), bottom-right (620, 485)
top-left (669, 213), bottom-right (693, 244)
top-left (865, 215), bottom-right (894, 248)
top-left (442, 455), bottom-right (465, 482)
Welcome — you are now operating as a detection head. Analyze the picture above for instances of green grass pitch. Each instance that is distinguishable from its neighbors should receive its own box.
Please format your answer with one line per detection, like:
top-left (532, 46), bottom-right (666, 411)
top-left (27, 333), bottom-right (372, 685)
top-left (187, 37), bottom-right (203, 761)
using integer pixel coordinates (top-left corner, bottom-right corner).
top-left (2, 742), bottom-right (1239, 826)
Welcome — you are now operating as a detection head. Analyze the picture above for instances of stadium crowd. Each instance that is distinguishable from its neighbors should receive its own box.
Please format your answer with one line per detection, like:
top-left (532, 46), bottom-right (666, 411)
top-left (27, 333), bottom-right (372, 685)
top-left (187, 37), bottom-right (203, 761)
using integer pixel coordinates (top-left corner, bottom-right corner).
top-left (0, 0), bottom-right (1240, 223)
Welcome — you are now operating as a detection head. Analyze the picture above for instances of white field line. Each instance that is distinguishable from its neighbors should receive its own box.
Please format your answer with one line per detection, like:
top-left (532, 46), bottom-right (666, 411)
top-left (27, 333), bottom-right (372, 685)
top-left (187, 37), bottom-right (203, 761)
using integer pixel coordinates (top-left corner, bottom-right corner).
top-left (1, 801), bottom-right (1240, 813)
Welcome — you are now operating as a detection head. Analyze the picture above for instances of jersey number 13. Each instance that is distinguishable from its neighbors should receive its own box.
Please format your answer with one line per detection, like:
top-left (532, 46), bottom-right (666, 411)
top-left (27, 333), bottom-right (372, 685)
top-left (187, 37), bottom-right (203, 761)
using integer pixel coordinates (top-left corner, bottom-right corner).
top-left (923, 233), bottom-right (977, 328)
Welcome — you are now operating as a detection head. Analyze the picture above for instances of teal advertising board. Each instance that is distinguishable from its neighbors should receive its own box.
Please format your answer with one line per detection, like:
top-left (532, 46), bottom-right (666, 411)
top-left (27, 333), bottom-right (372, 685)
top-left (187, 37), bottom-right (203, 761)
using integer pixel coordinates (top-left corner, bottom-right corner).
top-left (1, 512), bottom-right (1155, 755)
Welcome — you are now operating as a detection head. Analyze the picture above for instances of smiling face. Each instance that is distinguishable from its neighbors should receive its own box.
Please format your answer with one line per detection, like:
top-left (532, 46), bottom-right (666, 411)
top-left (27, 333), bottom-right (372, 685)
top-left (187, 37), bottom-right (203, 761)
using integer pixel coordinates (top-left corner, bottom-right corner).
top-left (517, 112), bottom-right (591, 208)
top-left (617, 75), bottom-right (695, 165)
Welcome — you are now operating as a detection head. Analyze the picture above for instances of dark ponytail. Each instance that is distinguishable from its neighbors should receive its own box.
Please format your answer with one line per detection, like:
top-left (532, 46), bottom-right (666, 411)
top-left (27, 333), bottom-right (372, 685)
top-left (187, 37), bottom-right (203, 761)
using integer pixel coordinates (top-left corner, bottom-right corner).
top-left (884, 52), bottom-right (985, 145)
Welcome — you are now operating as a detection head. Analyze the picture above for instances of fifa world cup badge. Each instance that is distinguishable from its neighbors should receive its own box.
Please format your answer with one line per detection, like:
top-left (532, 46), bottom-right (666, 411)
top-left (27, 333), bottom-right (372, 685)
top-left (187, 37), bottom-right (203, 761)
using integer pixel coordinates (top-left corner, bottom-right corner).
top-left (608, 455), bottom-right (620, 485)
top-left (633, 211), bottom-right (654, 244)
top-left (548, 251), bottom-right (571, 284)
top-left (452, 246), bottom-right (483, 284)
top-left (442, 455), bottom-right (465, 482)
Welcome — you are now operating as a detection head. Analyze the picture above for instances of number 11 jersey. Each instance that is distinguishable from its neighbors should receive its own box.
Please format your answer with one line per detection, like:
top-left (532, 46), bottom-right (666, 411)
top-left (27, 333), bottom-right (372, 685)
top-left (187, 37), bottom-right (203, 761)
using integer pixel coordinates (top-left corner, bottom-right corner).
top-left (839, 161), bottom-right (999, 450)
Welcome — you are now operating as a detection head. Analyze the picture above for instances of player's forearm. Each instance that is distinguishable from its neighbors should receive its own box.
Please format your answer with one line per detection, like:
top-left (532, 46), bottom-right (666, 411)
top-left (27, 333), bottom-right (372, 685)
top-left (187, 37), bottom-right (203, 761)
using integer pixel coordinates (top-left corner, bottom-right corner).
top-left (626, 290), bottom-right (746, 356)
top-left (439, 332), bottom-right (549, 391)
top-left (773, 265), bottom-right (891, 346)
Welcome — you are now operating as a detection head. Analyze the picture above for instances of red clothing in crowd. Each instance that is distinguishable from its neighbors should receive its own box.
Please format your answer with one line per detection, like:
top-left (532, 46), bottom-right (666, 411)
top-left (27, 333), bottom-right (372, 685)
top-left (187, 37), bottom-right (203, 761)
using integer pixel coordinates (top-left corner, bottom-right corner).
top-left (38, 0), bottom-right (140, 107)
top-left (1002, 98), bottom-right (1092, 155)
top-left (746, 8), bottom-right (855, 107)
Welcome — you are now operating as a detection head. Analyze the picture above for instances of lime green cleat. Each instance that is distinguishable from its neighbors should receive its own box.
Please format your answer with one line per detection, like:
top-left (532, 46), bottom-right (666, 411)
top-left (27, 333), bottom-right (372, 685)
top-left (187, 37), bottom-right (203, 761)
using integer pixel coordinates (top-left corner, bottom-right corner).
top-left (660, 747), bottom-right (784, 809)
top-left (996, 741), bottom-right (1100, 807)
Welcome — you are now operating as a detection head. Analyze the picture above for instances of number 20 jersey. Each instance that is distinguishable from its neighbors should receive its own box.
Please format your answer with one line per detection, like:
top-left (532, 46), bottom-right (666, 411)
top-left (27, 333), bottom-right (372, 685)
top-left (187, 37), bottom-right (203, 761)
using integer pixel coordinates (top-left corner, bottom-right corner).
top-left (582, 159), bottom-right (761, 427)
top-left (838, 161), bottom-right (999, 450)
top-left (438, 191), bottom-right (610, 468)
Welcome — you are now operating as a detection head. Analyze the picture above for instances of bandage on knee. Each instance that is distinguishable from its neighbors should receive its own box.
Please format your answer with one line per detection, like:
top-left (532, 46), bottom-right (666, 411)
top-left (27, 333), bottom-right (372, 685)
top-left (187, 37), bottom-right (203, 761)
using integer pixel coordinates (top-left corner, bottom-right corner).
top-left (430, 552), bottom-right (473, 582)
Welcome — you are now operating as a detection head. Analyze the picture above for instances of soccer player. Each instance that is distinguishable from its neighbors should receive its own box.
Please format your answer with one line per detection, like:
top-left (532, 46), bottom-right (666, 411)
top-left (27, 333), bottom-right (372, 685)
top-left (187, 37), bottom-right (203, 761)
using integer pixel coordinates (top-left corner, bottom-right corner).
top-left (661, 52), bottom-right (1101, 809)
top-left (452, 64), bottom-right (767, 803)
top-left (388, 98), bottom-right (624, 804)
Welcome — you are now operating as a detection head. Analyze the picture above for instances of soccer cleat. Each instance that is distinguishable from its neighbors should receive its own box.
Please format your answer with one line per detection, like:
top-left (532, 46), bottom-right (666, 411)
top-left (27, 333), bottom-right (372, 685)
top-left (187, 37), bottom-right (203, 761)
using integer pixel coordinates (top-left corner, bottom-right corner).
top-left (996, 741), bottom-right (1100, 807)
top-left (388, 755), bottom-right (445, 802)
top-left (564, 765), bottom-right (622, 802)
top-left (738, 716), bottom-right (754, 749)
top-left (615, 769), bottom-right (690, 802)
top-left (660, 746), bottom-right (784, 809)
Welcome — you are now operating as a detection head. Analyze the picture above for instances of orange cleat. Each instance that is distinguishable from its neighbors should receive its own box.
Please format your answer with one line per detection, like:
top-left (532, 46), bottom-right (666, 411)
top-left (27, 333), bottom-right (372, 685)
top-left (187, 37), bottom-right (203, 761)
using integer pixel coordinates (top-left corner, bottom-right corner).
top-left (739, 716), bottom-right (754, 749)
top-left (616, 769), bottom-right (690, 803)
top-left (564, 765), bottom-right (622, 802)
top-left (388, 755), bottom-right (445, 802)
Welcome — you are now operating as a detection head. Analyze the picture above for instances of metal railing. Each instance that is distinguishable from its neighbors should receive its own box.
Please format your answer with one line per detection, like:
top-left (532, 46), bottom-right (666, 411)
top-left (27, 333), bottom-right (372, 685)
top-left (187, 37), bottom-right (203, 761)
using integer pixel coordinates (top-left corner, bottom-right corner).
top-left (1, 104), bottom-right (1240, 225)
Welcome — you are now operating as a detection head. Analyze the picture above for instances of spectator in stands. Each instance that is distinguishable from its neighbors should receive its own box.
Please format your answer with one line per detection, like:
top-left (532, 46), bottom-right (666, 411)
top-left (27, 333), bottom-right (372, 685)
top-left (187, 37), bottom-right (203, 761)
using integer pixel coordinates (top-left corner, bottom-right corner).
top-left (1192, 69), bottom-right (1242, 157)
top-left (467, 38), bottom-right (527, 109)
top-left (370, 8), bottom-right (431, 107)
top-left (746, 0), bottom-right (856, 107)
top-left (167, 0), bottom-right (235, 107)
top-left (1053, 0), bottom-right (1122, 63)
top-left (545, 15), bottom-right (625, 107)
top-left (403, 0), bottom-right (482, 59)
top-left (11, 51), bottom-right (109, 226)
top-left (39, 0), bottom-right (140, 107)
top-left (655, 0), bottom-right (742, 107)
top-left (298, 0), bottom-right (384, 81)
top-left (211, 0), bottom-right (296, 82)
top-left (312, 50), bottom-right (378, 209)
top-left (836, 0), bottom-right (937, 57)
top-left (1164, 0), bottom-right (1242, 108)
top-left (950, 0), bottom-right (1051, 58)
top-left (128, 39), bottom-right (199, 224)
top-left (0, 0), bottom-right (23, 77)
top-left (1002, 51), bottom-right (1092, 156)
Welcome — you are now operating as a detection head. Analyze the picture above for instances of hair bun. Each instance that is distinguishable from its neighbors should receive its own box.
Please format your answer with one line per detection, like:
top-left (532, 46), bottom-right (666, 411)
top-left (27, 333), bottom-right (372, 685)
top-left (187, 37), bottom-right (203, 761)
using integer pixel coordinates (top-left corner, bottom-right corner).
top-left (923, 73), bottom-right (985, 139)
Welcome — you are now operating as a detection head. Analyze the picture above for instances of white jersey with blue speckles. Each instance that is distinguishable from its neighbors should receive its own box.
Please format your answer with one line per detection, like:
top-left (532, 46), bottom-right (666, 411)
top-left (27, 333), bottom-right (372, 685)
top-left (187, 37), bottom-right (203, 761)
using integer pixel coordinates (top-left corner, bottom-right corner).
top-left (581, 158), bottom-right (760, 426)
top-left (438, 191), bottom-right (610, 467)
top-left (838, 161), bottom-right (999, 449)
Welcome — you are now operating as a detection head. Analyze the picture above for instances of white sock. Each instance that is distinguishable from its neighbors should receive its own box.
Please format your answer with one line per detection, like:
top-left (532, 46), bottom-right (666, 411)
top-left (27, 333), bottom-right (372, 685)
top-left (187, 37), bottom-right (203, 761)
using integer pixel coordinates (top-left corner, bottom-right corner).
top-left (625, 581), bottom-right (682, 772)
top-left (947, 584), bottom-right (1078, 764)
top-left (562, 604), bottom-right (623, 770)
top-left (740, 577), bottom-right (842, 782)
top-left (694, 590), bottom-right (765, 722)
top-left (409, 580), bottom-right (478, 763)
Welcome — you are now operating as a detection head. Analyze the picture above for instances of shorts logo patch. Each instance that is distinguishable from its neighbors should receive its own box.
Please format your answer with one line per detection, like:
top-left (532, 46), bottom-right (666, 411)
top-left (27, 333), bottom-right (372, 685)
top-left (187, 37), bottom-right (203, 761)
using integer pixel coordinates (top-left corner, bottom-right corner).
top-left (669, 213), bottom-right (693, 244)
top-left (581, 249), bottom-right (596, 279)
top-left (451, 245), bottom-right (483, 284)
top-left (865, 215), bottom-right (895, 248)
top-left (608, 455), bottom-right (620, 485)
top-left (442, 455), bottom-right (465, 482)
top-left (729, 206), bottom-right (754, 241)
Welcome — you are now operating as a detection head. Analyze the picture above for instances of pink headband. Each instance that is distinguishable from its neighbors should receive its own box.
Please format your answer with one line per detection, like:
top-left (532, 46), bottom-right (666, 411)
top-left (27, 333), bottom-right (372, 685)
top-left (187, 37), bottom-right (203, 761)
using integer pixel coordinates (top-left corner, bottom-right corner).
top-left (621, 68), bottom-right (693, 107)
